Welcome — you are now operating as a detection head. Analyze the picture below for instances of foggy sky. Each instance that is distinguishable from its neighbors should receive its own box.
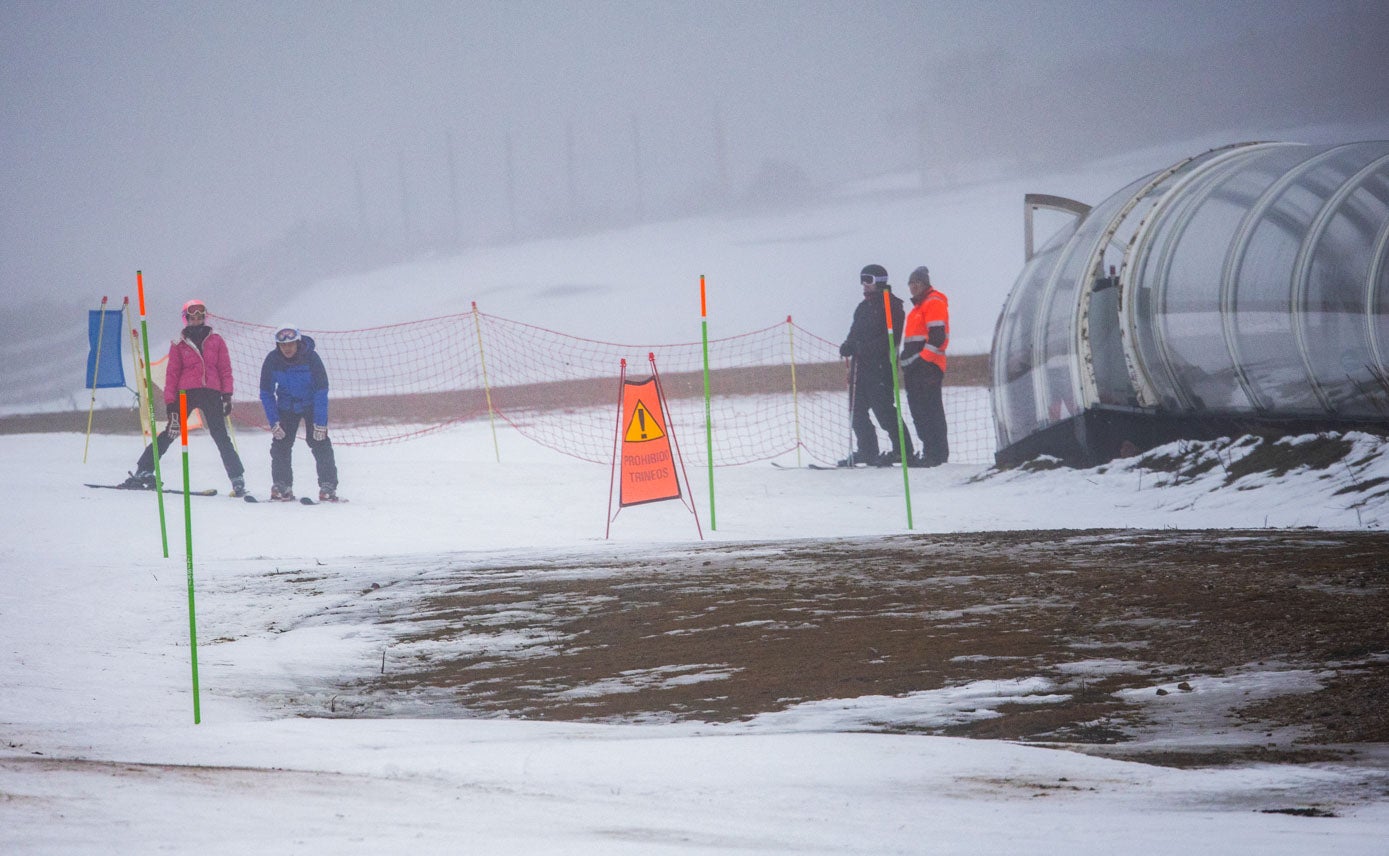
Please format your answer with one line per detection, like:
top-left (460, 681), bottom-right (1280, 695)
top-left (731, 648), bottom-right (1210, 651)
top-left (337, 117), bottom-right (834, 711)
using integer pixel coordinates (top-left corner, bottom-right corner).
top-left (3, 0), bottom-right (1387, 327)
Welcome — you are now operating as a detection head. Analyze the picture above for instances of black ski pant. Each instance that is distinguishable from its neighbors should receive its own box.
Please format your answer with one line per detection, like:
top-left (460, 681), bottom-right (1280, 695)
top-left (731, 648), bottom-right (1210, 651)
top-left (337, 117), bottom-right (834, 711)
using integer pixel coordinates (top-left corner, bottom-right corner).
top-left (271, 407), bottom-right (338, 491)
top-left (905, 362), bottom-right (949, 466)
top-left (850, 362), bottom-right (913, 461)
top-left (135, 387), bottom-right (244, 481)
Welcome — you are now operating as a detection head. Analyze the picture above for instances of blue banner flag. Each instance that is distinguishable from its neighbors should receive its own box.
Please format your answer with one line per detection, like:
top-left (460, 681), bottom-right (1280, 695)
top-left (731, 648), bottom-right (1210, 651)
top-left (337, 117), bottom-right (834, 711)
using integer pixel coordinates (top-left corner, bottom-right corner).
top-left (86, 309), bottom-right (125, 389)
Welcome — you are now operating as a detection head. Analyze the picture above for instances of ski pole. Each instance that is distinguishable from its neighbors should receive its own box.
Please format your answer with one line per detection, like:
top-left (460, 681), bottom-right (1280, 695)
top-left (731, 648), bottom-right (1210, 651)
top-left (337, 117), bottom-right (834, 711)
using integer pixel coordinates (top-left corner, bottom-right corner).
top-left (846, 356), bottom-right (856, 464)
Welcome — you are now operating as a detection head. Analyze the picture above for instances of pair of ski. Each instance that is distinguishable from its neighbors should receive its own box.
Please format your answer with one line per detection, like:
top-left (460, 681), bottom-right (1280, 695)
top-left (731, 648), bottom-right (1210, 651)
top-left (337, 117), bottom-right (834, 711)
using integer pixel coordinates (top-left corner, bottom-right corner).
top-left (86, 483), bottom-right (218, 496)
top-left (770, 461), bottom-right (860, 471)
top-left (242, 493), bottom-right (346, 505)
top-left (86, 483), bottom-right (345, 504)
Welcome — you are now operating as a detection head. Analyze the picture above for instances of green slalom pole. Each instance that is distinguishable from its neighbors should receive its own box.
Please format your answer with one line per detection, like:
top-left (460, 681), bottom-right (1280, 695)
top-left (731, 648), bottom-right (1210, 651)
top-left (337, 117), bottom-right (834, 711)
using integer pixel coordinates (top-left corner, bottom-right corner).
top-left (699, 276), bottom-right (716, 530)
top-left (882, 290), bottom-right (913, 529)
top-left (180, 393), bottom-right (202, 724)
top-left (136, 272), bottom-right (169, 557)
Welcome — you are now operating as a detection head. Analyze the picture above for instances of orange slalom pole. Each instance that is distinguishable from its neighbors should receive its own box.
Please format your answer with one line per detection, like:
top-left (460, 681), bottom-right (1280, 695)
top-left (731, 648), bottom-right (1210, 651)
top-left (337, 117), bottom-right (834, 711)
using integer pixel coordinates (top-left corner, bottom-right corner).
top-left (699, 275), bottom-right (715, 530)
top-left (136, 271), bottom-right (170, 556)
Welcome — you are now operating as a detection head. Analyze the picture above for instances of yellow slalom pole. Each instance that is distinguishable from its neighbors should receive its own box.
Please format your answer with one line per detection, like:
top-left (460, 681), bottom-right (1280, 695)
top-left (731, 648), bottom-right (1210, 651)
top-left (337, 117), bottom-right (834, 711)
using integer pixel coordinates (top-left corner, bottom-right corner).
top-left (471, 302), bottom-right (501, 462)
top-left (787, 315), bottom-right (803, 468)
top-left (125, 300), bottom-right (150, 438)
top-left (83, 296), bottom-right (110, 462)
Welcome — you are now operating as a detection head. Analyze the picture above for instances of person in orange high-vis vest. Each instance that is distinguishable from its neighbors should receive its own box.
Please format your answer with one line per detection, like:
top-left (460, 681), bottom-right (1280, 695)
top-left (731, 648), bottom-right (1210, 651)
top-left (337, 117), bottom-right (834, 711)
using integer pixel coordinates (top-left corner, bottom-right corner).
top-left (900, 266), bottom-right (949, 467)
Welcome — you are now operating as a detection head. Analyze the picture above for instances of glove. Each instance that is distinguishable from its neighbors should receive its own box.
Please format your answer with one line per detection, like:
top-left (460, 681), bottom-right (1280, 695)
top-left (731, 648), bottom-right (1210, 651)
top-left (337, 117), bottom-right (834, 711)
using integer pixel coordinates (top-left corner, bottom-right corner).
top-left (164, 409), bottom-right (180, 438)
top-left (270, 422), bottom-right (286, 440)
top-left (222, 394), bottom-right (233, 417)
top-left (313, 425), bottom-right (328, 442)
top-left (839, 342), bottom-right (854, 358)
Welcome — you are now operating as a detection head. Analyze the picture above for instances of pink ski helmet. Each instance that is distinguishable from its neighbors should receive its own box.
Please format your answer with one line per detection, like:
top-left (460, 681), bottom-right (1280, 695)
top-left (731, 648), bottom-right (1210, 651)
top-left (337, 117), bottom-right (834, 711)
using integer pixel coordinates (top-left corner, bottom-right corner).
top-left (182, 299), bottom-right (207, 321)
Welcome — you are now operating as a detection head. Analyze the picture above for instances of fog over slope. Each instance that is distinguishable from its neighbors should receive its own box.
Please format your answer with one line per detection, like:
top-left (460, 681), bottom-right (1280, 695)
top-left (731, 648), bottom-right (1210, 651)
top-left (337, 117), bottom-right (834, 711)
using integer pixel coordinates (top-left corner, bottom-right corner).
top-left (4, 1), bottom-right (1387, 410)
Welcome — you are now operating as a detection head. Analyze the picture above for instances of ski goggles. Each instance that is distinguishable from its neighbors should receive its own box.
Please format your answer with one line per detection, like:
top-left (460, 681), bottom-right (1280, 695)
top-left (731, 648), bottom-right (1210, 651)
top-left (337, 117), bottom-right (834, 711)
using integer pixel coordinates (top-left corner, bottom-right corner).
top-left (861, 274), bottom-right (887, 286)
top-left (275, 327), bottom-right (302, 344)
top-left (184, 307), bottom-right (206, 318)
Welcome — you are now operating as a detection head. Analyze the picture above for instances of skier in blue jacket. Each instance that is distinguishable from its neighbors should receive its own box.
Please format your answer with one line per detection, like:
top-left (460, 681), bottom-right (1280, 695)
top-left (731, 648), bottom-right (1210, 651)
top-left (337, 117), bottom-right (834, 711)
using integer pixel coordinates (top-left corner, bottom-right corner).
top-left (259, 325), bottom-right (339, 501)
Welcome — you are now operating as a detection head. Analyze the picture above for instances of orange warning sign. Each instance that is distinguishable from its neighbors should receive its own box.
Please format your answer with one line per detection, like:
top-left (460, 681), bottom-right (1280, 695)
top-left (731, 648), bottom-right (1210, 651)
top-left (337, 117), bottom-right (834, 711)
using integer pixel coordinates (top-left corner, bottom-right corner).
top-left (619, 377), bottom-right (681, 506)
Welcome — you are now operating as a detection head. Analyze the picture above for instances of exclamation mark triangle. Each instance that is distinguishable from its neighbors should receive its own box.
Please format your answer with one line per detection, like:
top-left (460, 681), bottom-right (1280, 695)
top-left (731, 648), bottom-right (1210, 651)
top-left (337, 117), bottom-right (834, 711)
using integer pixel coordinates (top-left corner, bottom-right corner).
top-left (624, 401), bottom-right (665, 442)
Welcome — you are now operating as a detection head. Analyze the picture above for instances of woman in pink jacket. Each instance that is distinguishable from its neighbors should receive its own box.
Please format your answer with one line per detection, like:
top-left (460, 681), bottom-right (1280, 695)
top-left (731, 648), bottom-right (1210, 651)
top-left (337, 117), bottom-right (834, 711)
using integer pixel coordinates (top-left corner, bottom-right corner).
top-left (121, 299), bottom-right (246, 496)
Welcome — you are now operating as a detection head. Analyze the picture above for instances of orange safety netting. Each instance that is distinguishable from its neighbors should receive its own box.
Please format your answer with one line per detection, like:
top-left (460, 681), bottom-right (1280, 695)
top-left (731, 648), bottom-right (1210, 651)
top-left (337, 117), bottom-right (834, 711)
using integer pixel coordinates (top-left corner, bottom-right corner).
top-left (209, 310), bottom-right (996, 466)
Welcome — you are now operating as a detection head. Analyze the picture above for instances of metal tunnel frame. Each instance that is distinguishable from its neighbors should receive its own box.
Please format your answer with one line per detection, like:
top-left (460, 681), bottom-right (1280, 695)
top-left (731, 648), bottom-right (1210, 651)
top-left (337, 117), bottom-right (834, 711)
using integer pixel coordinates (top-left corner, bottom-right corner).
top-left (991, 141), bottom-right (1389, 467)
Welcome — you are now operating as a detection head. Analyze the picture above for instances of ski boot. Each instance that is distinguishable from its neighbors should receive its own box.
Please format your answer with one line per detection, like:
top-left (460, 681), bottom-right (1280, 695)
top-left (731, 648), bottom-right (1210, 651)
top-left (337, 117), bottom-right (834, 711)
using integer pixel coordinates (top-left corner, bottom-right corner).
top-left (119, 470), bottom-right (156, 490)
top-left (876, 449), bottom-right (906, 467)
top-left (835, 452), bottom-right (873, 468)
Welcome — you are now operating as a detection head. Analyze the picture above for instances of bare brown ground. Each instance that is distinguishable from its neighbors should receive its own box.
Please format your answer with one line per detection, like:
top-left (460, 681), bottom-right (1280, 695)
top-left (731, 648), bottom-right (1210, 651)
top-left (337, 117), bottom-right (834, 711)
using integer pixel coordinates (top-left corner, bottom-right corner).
top-left (335, 529), bottom-right (1388, 768)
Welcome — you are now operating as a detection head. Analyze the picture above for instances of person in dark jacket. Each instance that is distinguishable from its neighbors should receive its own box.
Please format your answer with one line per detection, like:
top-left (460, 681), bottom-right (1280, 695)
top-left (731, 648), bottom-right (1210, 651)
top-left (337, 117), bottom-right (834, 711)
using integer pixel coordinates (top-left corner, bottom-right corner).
top-left (259, 325), bottom-right (339, 501)
top-left (837, 264), bottom-right (915, 467)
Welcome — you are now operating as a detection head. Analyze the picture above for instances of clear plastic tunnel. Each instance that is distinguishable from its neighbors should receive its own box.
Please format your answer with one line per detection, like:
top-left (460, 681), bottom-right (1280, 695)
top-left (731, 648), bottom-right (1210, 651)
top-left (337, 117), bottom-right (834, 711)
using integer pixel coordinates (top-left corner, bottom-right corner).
top-left (991, 141), bottom-right (1389, 466)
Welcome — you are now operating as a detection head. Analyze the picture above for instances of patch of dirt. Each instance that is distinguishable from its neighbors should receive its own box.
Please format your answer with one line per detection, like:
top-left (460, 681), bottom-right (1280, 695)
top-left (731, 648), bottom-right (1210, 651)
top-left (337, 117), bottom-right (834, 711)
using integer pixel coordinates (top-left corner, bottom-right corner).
top-left (1223, 434), bottom-right (1356, 483)
top-left (316, 529), bottom-right (1389, 768)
